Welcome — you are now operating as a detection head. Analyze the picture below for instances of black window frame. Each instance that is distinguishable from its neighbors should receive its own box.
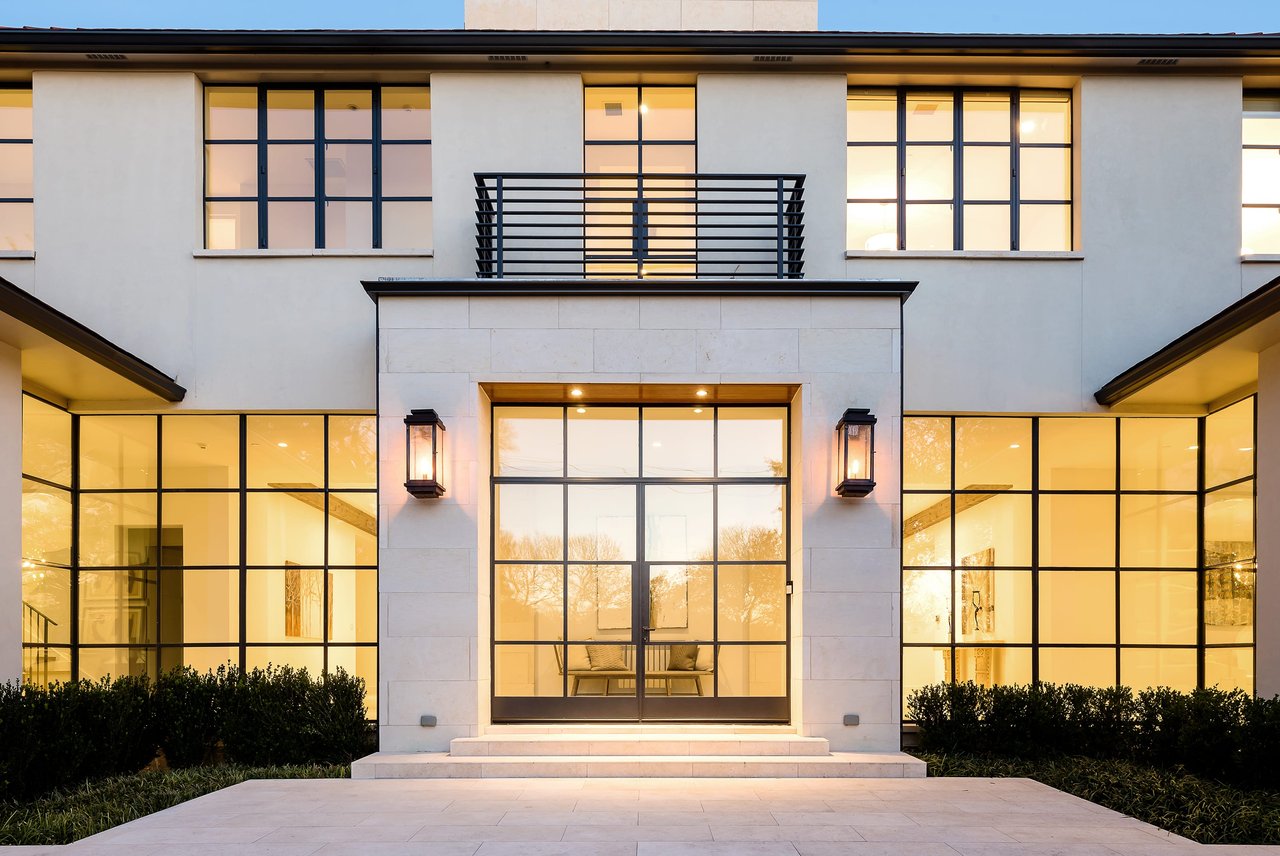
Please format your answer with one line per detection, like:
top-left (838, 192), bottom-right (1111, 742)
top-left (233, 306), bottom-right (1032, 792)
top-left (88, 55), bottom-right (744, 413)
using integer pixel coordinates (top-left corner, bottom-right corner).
top-left (847, 86), bottom-right (1074, 252)
top-left (1243, 90), bottom-right (1280, 253)
top-left (0, 83), bottom-right (34, 251)
top-left (203, 83), bottom-right (432, 251)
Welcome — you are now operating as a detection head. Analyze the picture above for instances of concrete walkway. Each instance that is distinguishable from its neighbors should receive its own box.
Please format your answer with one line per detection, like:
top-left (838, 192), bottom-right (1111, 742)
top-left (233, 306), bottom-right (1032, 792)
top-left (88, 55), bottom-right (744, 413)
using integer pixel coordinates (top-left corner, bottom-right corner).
top-left (5, 775), bottom-right (1279, 855)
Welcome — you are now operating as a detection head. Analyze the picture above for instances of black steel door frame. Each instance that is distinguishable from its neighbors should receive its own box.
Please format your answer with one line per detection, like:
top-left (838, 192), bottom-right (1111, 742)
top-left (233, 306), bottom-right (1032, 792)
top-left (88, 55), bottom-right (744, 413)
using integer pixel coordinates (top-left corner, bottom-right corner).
top-left (489, 403), bottom-right (791, 723)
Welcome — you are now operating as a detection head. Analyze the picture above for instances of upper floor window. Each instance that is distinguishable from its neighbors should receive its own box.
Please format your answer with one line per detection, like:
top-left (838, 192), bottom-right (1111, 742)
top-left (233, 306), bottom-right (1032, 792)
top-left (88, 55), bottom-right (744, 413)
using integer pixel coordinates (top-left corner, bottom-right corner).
top-left (847, 88), bottom-right (1073, 252)
top-left (204, 85), bottom-right (431, 251)
top-left (0, 87), bottom-right (33, 251)
top-left (1243, 95), bottom-right (1280, 255)
top-left (583, 85), bottom-right (696, 278)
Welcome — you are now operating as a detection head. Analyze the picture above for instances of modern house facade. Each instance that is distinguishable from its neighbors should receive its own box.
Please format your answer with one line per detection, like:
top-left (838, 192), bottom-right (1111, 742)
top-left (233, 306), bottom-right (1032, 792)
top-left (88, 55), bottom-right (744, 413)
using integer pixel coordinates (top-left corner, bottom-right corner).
top-left (2, 0), bottom-right (1277, 761)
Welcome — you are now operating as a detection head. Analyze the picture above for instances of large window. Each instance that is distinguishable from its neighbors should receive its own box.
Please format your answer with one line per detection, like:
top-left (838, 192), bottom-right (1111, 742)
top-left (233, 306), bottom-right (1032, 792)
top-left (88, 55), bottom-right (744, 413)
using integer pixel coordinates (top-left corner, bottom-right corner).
top-left (847, 88), bottom-right (1072, 252)
top-left (1243, 94), bottom-right (1280, 254)
top-left (204, 84), bottom-right (431, 251)
top-left (903, 402), bottom-right (1255, 707)
top-left (20, 397), bottom-right (378, 714)
top-left (0, 86), bottom-right (33, 251)
top-left (584, 85), bottom-right (696, 278)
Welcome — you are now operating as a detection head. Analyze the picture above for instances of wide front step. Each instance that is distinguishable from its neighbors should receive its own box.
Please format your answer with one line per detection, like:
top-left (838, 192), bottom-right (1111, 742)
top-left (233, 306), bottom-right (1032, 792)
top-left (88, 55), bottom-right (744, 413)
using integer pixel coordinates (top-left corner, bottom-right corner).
top-left (450, 733), bottom-right (831, 757)
top-left (351, 751), bottom-right (926, 779)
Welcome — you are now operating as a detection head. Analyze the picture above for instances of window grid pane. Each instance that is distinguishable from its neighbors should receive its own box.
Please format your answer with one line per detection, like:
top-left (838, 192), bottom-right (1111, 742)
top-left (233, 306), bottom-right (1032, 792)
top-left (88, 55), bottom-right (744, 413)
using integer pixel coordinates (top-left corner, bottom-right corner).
top-left (20, 398), bottom-right (378, 714)
top-left (847, 87), bottom-right (1073, 252)
top-left (905, 399), bottom-right (1256, 708)
top-left (204, 84), bottom-right (431, 251)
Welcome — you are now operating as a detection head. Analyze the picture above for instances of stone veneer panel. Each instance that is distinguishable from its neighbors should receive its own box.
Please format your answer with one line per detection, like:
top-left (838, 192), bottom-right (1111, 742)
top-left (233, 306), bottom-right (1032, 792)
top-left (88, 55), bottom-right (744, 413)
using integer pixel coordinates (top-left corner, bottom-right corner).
top-left (377, 293), bottom-right (903, 752)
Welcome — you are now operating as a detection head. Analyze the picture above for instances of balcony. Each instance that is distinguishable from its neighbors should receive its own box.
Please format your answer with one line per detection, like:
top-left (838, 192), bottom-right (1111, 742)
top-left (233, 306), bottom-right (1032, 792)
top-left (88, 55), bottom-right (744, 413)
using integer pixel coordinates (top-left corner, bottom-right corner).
top-left (475, 172), bottom-right (805, 280)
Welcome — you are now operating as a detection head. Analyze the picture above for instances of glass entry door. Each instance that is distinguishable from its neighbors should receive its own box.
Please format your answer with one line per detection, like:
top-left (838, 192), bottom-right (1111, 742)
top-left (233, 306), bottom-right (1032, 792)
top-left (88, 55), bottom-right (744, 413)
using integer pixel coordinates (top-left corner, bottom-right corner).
top-left (490, 404), bottom-right (791, 722)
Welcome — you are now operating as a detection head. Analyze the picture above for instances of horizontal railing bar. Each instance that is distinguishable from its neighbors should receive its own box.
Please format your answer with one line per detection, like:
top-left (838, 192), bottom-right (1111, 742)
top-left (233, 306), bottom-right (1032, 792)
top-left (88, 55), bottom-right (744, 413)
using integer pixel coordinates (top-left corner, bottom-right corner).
top-left (476, 172), bottom-right (806, 180)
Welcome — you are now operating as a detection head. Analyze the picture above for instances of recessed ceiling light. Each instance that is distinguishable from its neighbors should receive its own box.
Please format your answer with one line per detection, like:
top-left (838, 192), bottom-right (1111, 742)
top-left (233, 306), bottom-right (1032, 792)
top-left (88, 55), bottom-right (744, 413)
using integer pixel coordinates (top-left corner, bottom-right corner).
top-left (569, 388), bottom-right (583, 397)
top-left (1188, 445), bottom-right (1200, 451)
top-left (1240, 447), bottom-right (1253, 452)
top-left (277, 442), bottom-right (289, 448)
top-left (576, 407), bottom-right (586, 414)
top-left (1009, 443), bottom-right (1021, 450)
top-left (652, 441), bottom-right (663, 448)
top-left (693, 407), bottom-right (703, 414)
top-left (695, 389), bottom-right (708, 398)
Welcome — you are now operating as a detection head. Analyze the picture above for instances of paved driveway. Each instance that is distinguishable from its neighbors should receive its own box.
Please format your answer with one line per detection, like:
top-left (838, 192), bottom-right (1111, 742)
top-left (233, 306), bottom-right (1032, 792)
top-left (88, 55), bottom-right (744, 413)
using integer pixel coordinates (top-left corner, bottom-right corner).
top-left (5, 775), bottom-right (1278, 855)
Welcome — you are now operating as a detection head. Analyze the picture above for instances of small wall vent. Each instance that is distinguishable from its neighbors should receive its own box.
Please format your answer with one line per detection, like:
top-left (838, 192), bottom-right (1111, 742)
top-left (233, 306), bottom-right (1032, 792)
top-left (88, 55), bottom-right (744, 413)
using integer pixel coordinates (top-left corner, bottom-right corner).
top-left (85, 53), bottom-right (128, 61)
top-left (754, 55), bottom-right (793, 63)
top-left (1137, 58), bottom-right (1179, 66)
top-left (488, 54), bottom-right (528, 63)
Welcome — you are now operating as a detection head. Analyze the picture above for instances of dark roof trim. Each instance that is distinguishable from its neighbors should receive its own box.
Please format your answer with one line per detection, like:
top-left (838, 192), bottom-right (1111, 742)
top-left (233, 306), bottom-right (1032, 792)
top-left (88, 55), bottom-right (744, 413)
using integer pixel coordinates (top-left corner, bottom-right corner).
top-left (2, 28), bottom-right (1280, 57)
top-left (362, 278), bottom-right (917, 301)
top-left (1094, 275), bottom-right (1280, 406)
top-left (0, 276), bottom-right (186, 402)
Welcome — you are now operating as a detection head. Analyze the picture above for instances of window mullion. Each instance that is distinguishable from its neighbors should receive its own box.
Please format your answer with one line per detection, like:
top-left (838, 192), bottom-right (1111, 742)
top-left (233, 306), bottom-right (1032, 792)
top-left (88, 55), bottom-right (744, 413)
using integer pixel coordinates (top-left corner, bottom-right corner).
top-left (257, 86), bottom-right (267, 250)
top-left (372, 86), bottom-right (383, 250)
top-left (315, 86), bottom-right (326, 250)
top-left (896, 89), bottom-right (907, 251)
top-left (1011, 89), bottom-right (1021, 252)
top-left (953, 91), bottom-right (963, 252)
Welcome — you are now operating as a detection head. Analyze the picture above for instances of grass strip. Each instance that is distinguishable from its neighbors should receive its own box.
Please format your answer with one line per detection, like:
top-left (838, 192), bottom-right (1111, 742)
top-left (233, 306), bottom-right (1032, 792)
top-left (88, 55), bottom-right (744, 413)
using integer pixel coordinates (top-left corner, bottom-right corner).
top-left (915, 751), bottom-right (1280, 845)
top-left (0, 763), bottom-right (348, 846)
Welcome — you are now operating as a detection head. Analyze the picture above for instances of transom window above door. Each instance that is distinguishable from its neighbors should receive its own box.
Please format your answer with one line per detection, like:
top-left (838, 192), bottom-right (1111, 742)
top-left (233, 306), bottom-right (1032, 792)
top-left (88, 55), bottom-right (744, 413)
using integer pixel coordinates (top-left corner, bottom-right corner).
top-left (203, 84), bottom-right (431, 251)
top-left (846, 88), bottom-right (1073, 252)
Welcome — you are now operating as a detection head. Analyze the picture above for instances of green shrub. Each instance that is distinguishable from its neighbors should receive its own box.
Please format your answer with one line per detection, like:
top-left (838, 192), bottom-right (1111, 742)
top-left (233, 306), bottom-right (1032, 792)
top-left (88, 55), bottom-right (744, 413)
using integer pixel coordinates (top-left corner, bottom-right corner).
top-left (916, 751), bottom-right (1280, 846)
top-left (0, 665), bottom-right (369, 801)
top-left (153, 667), bottom-right (225, 768)
top-left (908, 681), bottom-right (1280, 790)
top-left (221, 665), bottom-right (369, 766)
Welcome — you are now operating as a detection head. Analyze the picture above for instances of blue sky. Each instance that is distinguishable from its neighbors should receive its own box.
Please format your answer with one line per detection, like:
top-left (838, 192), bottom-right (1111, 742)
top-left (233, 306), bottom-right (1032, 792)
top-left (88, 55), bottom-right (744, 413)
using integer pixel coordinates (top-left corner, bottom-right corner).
top-left (2, 0), bottom-right (1277, 33)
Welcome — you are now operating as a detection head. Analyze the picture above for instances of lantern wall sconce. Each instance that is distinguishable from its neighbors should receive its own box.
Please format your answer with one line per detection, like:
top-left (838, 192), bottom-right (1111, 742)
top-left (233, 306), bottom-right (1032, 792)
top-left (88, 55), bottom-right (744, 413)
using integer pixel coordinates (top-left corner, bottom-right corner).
top-left (404, 409), bottom-right (446, 499)
top-left (835, 408), bottom-right (876, 498)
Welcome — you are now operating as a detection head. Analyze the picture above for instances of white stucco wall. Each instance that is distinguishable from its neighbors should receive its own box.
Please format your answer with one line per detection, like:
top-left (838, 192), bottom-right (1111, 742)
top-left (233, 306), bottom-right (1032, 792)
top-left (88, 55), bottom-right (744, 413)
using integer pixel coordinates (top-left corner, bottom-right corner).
top-left (376, 292), bottom-right (903, 751)
top-left (0, 344), bottom-right (20, 684)
top-left (697, 74), bottom-right (847, 279)
top-left (23, 71), bottom-right (439, 412)
top-left (430, 73), bottom-right (584, 278)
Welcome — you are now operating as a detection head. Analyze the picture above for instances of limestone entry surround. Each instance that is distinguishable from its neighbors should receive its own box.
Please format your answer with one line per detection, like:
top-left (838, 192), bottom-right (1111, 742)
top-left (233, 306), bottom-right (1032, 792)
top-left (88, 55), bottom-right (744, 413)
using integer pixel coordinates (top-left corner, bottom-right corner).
top-left (373, 289), bottom-right (905, 753)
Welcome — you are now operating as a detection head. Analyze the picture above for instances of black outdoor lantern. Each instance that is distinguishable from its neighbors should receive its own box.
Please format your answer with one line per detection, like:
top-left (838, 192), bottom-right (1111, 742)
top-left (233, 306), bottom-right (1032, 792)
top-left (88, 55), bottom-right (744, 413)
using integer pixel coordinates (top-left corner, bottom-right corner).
top-left (404, 409), bottom-right (446, 499)
top-left (835, 408), bottom-right (876, 498)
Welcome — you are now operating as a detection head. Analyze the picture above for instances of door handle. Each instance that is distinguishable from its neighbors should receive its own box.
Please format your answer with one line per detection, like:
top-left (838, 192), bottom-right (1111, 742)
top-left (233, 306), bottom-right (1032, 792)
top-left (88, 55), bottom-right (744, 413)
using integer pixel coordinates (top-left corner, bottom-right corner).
top-left (642, 626), bottom-right (656, 632)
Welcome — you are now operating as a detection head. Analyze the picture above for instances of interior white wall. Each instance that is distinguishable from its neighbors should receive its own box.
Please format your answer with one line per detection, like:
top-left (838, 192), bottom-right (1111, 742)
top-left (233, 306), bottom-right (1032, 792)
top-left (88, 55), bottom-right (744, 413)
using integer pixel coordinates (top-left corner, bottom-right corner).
top-left (0, 344), bottom-right (20, 683)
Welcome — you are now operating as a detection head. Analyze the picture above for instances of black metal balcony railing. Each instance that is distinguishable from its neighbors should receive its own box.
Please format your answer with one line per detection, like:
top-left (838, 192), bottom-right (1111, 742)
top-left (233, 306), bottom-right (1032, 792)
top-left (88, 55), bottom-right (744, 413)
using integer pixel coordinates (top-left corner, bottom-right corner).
top-left (476, 172), bottom-right (805, 279)
top-left (22, 600), bottom-right (58, 686)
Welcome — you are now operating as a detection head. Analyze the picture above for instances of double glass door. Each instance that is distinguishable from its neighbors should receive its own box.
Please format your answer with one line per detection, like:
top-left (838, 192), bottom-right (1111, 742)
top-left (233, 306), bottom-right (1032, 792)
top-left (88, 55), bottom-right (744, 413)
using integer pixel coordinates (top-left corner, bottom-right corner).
top-left (491, 404), bottom-right (791, 722)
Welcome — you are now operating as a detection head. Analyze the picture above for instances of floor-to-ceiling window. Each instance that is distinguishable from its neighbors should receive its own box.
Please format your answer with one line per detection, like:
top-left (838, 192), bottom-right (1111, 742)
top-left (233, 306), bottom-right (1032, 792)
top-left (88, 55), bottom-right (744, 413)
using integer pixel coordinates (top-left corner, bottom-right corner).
top-left (584, 85), bottom-right (696, 278)
top-left (19, 396), bottom-right (378, 714)
top-left (903, 400), bottom-right (1256, 706)
top-left (490, 403), bottom-right (790, 722)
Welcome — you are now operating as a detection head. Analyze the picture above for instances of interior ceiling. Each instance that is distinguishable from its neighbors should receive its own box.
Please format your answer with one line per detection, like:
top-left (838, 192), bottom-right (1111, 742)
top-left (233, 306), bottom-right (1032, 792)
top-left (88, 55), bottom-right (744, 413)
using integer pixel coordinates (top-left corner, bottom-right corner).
top-left (0, 314), bottom-right (171, 405)
top-left (1112, 311), bottom-right (1280, 409)
top-left (482, 382), bottom-right (799, 404)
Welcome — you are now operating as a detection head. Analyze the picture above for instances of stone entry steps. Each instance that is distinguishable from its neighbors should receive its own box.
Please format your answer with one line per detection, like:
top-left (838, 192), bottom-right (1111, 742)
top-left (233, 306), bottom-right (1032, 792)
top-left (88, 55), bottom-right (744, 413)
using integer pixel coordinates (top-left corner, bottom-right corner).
top-left (450, 733), bottom-right (832, 756)
top-left (352, 733), bottom-right (926, 778)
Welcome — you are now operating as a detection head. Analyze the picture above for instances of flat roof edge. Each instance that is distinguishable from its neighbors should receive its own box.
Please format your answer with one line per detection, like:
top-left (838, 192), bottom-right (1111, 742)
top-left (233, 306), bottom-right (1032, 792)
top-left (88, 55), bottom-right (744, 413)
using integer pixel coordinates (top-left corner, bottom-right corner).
top-left (1093, 274), bottom-right (1280, 407)
top-left (3, 29), bottom-right (1280, 57)
top-left (0, 276), bottom-right (187, 402)
top-left (361, 278), bottom-right (918, 301)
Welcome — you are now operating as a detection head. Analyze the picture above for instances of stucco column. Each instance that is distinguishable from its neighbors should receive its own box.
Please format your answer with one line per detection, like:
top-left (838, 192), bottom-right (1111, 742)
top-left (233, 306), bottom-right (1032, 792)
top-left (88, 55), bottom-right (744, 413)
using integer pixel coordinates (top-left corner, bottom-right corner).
top-left (1256, 342), bottom-right (1280, 698)
top-left (0, 343), bottom-right (22, 684)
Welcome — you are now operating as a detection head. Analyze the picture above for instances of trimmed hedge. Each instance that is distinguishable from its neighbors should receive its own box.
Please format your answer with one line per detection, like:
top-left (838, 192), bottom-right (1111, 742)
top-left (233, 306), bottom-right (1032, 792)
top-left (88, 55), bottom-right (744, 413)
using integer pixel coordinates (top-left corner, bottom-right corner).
top-left (908, 682), bottom-right (1280, 789)
top-left (0, 665), bottom-right (371, 801)
top-left (916, 752), bottom-right (1280, 846)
